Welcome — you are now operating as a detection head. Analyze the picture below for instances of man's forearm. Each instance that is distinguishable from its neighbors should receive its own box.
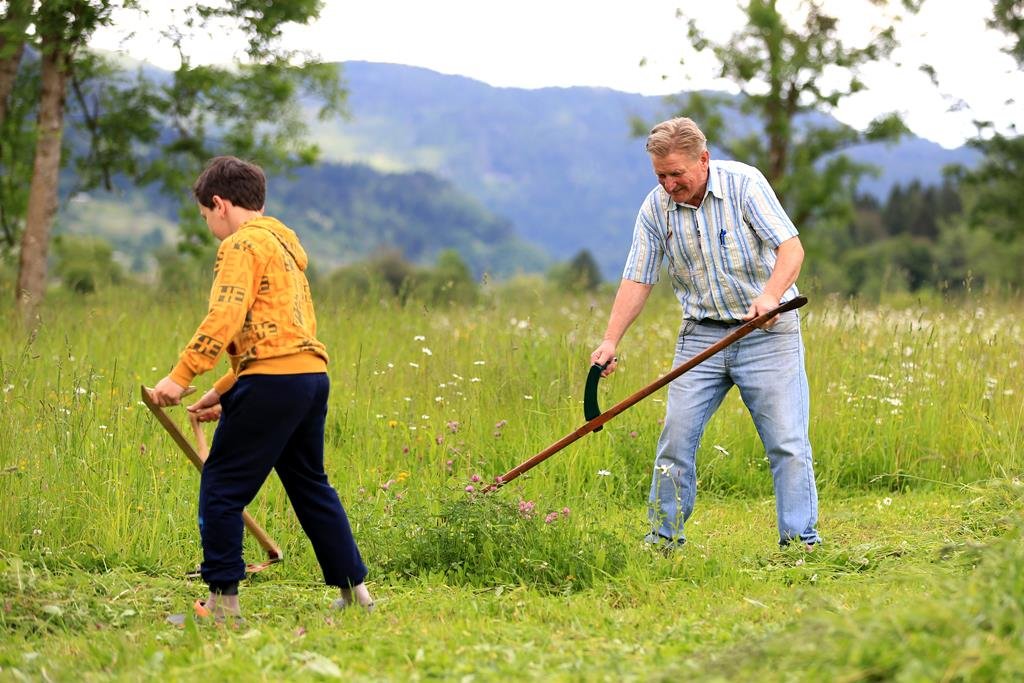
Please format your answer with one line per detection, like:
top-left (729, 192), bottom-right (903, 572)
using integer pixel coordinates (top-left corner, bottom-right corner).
top-left (603, 279), bottom-right (654, 345)
top-left (763, 236), bottom-right (804, 301)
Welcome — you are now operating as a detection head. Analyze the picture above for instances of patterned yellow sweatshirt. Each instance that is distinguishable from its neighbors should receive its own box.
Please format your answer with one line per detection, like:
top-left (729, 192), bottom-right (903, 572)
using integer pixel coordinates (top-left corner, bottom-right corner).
top-left (170, 216), bottom-right (328, 395)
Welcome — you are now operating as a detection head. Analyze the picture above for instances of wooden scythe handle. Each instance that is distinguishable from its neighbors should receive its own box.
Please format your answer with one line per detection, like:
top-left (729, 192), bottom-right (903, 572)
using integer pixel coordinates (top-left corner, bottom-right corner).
top-left (140, 385), bottom-right (283, 561)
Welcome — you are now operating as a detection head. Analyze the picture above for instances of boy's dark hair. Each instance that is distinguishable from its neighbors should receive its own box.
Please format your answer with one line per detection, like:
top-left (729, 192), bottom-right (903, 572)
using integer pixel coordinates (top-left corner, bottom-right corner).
top-left (192, 156), bottom-right (266, 210)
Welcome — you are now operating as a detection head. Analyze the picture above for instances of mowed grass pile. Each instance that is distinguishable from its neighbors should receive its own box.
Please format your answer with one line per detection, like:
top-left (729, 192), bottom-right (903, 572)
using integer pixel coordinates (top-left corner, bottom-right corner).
top-left (0, 282), bottom-right (1021, 680)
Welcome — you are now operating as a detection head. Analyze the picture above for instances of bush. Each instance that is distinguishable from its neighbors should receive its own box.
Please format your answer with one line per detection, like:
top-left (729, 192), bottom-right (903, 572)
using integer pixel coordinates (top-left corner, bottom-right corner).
top-left (52, 235), bottom-right (124, 294)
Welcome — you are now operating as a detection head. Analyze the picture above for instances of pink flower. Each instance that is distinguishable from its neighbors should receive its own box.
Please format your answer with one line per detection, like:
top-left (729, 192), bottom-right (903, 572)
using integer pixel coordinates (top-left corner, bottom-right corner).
top-left (629, 430), bottom-right (638, 439)
top-left (561, 507), bottom-right (571, 517)
top-left (465, 485), bottom-right (475, 493)
top-left (435, 434), bottom-right (444, 445)
top-left (494, 419), bottom-right (508, 429)
top-left (381, 479), bottom-right (395, 491)
top-left (518, 500), bottom-right (535, 518)
top-left (470, 473), bottom-right (481, 483)
top-left (544, 512), bottom-right (558, 524)
top-left (447, 420), bottom-right (460, 433)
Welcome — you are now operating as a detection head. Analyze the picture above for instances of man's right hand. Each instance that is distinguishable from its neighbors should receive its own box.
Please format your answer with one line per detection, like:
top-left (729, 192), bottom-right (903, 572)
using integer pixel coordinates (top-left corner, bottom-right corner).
top-left (590, 341), bottom-right (620, 377)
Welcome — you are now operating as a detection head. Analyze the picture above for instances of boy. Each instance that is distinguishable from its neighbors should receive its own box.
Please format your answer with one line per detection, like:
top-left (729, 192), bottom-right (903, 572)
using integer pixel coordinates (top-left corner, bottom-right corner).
top-left (151, 156), bottom-right (373, 618)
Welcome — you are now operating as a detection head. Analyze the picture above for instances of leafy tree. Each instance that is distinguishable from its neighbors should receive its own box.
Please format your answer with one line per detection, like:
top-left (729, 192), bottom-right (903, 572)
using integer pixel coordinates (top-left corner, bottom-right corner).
top-left (2, 1), bottom-right (345, 324)
top-left (548, 249), bottom-right (603, 292)
top-left (946, 0), bottom-right (1024, 242)
top-left (52, 233), bottom-right (123, 293)
top-left (648, 0), bottom-right (923, 230)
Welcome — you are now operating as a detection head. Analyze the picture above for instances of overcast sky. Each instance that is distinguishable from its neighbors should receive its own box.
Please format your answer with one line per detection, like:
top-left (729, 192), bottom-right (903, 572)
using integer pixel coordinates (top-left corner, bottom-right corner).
top-left (90, 0), bottom-right (1022, 149)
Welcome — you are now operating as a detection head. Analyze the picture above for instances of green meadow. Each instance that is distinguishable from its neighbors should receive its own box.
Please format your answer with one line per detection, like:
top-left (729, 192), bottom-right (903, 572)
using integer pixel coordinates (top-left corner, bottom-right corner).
top-left (1, 282), bottom-right (1022, 681)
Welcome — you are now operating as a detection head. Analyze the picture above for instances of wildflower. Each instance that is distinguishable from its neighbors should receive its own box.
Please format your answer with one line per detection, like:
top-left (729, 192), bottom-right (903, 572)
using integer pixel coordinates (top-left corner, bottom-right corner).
top-left (435, 396), bottom-right (444, 403)
top-left (465, 485), bottom-right (475, 494)
top-left (446, 460), bottom-right (453, 472)
top-left (495, 419), bottom-right (507, 429)
top-left (435, 434), bottom-right (444, 445)
top-left (544, 512), bottom-right (559, 524)
top-left (470, 474), bottom-right (481, 483)
top-left (396, 472), bottom-right (409, 482)
top-left (597, 469), bottom-right (611, 477)
top-left (381, 479), bottom-right (395, 491)
top-left (446, 421), bottom-right (460, 433)
top-left (422, 347), bottom-right (433, 356)
top-left (98, 425), bottom-right (107, 430)
top-left (387, 362), bottom-right (394, 368)
top-left (518, 500), bottom-right (535, 517)
top-left (74, 387), bottom-right (87, 395)
top-left (32, 529), bottom-right (41, 536)
top-left (414, 335), bottom-right (426, 341)
top-left (409, 362), bottom-right (420, 369)
top-left (2, 384), bottom-right (13, 393)
top-left (470, 377), bottom-right (481, 383)
top-left (629, 430), bottom-right (638, 438)
top-left (523, 395), bottom-right (533, 400)
top-left (883, 497), bottom-right (892, 506)
top-left (421, 415), bottom-right (430, 420)
top-left (561, 507), bottom-right (570, 517)
top-left (473, 360), bottom-right (486, 365)
top-left (657, 463), bottom-right (671, 476)
top-left (388, 420), bottom-right (398, 428)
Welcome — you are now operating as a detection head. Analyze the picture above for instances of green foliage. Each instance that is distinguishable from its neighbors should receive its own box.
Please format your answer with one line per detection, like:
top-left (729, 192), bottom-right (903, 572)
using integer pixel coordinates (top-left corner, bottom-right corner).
top-left (1, 1), bottom-right (346, 279)
top-left (990, 0), bottom-right (1024, 66)
top-left (322, 248), bottom-right (480, 306)
top-left (547, 249), bottom-right (603, 292)
top-left (665, 1), bottom-right (918, 229)
top-left (950, 133), bottom-right (1024, 241)
top-left (51, 234), bottom-right (123, 293)
top-left (366, 492), bottom-right (627, 593)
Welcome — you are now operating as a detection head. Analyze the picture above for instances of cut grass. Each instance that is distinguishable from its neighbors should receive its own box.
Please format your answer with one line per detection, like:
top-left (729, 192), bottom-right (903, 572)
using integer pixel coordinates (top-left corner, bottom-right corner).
top-left (1, 482), bottom-right (1021, 681)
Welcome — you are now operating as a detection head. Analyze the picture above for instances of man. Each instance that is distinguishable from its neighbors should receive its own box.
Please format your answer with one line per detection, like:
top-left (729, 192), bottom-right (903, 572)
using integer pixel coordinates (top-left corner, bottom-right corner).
top-left (590, 117), bottom-right (820, 550)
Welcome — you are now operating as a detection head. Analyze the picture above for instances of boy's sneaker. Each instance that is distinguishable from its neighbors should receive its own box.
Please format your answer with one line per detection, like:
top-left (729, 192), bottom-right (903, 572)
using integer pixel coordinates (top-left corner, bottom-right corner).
top-left (331, 583), bottom-right (375, 613)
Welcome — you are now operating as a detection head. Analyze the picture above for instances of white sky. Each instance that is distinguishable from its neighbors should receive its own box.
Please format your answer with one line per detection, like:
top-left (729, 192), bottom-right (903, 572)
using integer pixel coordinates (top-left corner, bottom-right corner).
top-left (90, 0), bottom-right (1023, 149)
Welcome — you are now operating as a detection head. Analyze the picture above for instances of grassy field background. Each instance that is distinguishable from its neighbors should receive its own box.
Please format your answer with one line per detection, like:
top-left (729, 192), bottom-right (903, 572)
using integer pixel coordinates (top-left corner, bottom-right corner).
top-left (0, 282), bottom-right (1022, 680)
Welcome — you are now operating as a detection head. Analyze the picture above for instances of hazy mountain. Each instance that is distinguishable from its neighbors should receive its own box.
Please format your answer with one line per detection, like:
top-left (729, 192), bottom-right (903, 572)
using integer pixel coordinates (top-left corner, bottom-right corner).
top-left (58, 58), bottom-right (981, 279)
top-left (309, 61), bottom-right (981, 275)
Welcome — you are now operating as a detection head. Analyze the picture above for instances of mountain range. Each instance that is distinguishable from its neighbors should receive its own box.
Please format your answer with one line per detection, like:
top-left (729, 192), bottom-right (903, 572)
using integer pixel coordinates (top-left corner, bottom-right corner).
top-left (62, 60), bottom-right (981, 279)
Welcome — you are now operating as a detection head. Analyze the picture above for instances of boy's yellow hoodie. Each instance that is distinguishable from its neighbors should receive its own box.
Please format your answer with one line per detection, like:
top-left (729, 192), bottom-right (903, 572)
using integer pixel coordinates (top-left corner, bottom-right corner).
top-left (170, 216), bottom-right (328, 395)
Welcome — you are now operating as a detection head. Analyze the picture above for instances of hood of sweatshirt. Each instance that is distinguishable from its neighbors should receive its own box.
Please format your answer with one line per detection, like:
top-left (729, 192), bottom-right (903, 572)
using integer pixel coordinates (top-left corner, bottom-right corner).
top-left (243, 216), bottom-right (309, 272)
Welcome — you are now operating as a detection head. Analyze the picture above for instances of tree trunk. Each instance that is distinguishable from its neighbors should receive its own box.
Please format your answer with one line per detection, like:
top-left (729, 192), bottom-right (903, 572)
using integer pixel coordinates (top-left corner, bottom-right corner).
top-left (16, 27), bottom-right (69, 324)
top-left (0, 0), bottom-right (32, 129)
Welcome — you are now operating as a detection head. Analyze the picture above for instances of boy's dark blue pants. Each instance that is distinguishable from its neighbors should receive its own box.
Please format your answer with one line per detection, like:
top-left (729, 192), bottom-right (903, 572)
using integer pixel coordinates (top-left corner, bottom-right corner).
top-left (198, 373), bottom-right (367, 594)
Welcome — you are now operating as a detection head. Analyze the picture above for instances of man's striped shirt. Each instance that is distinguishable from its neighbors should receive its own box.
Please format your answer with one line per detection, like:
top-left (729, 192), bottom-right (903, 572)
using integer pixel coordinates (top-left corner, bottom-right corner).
top-left (622, 159), bottom-right (800, 322)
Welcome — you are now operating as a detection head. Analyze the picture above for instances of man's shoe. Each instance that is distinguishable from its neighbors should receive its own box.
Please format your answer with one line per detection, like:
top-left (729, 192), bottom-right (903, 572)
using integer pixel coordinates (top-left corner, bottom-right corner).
top-left (643, 532), bottom-right (684, 552)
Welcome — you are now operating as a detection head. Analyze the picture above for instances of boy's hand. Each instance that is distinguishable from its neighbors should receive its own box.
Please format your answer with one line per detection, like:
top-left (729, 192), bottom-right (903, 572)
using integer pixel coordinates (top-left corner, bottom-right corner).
top-left (151, 376), bottom-right (188, 406)
top-left (187, 388), bottom-right (222, 423)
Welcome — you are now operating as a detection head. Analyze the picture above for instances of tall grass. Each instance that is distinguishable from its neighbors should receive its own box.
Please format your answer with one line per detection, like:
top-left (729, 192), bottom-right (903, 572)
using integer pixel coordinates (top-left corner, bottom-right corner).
top-left (0, 285), bottom-right (1021, 583)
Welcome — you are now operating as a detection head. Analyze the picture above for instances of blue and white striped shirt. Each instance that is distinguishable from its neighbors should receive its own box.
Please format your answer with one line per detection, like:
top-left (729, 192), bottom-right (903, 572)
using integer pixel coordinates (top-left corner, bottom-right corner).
top-left (622, 159), bottom-right (800, 322)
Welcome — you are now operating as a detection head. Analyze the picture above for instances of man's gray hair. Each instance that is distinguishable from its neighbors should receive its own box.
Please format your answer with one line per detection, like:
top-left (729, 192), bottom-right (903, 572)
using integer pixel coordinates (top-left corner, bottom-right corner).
top-left (646, 117), bottom-right (707, 158)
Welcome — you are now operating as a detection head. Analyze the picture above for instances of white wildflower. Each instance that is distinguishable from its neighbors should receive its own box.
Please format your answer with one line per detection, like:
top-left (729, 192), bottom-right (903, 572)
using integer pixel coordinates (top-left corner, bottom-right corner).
top-left (597, 469), bottom-right (611, 477)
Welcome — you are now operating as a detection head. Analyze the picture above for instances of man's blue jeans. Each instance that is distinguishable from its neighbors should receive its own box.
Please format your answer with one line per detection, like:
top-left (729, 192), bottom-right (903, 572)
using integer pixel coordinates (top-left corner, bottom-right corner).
top-left (648, 310), bottom-right (820, 546)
